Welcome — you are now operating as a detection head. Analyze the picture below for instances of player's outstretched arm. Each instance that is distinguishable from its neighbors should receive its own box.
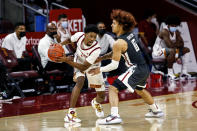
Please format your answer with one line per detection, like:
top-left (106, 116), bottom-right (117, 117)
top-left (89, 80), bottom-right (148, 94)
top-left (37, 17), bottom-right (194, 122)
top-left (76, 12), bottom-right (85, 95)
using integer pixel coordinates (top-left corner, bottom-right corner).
top-left (55, 55), bottom-right (91, 72)
top-left (94, 52), bottom-right (113, 64)
top-left (89, 40), bottom-right (127, 75)
top-left (101, 52), bottom-right (113, 60)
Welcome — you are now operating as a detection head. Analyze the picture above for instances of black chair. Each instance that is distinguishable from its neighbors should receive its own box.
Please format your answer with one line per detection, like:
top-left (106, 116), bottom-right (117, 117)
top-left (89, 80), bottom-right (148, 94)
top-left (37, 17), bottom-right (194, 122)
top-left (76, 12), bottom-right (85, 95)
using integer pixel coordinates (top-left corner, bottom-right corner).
top-left (0, 47), bottom-right (40, 98)
top-left (32, 45), bottom-right (66, 93)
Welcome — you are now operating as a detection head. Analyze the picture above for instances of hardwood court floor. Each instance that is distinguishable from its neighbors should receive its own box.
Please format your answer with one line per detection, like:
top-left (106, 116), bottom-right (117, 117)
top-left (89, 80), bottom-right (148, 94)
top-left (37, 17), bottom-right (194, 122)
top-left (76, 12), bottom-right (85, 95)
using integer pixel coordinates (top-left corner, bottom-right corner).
top-left (0, 79), bottom-right (197, 131)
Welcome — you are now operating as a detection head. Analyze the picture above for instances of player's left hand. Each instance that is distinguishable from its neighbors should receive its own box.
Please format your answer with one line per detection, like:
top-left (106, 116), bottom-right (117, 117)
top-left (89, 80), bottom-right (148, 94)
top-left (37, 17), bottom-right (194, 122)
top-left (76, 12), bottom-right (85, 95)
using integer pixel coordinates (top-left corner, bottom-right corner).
top-left (88, 67), bottom-right (100, 75)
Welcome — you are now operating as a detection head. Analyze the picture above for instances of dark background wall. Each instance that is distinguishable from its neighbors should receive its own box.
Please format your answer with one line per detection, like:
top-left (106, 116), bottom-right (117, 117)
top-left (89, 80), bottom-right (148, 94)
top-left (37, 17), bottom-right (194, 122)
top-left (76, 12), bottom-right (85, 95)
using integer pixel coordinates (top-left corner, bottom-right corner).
top-left (61, 0), bottom-right (197, 59)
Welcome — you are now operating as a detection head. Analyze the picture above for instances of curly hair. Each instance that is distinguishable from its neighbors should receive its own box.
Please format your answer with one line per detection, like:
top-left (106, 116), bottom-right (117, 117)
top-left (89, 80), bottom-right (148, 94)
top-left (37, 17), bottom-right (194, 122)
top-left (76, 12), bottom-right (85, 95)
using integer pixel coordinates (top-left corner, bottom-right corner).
top-left (111, 9), bottom-right (137, 32)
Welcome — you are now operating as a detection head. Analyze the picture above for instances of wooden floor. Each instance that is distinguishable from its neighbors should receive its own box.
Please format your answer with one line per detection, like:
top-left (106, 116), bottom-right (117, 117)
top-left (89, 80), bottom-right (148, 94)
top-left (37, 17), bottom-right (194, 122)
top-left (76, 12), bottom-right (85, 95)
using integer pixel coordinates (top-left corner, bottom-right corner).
top-left (0, 90), bottom-right (197, 131)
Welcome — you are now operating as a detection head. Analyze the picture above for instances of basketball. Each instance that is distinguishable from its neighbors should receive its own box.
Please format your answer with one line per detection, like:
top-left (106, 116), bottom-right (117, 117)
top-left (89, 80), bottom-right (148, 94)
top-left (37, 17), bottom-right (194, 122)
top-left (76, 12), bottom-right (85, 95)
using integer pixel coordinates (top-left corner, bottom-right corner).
top-left (48, 44), bottom-right (65, 61)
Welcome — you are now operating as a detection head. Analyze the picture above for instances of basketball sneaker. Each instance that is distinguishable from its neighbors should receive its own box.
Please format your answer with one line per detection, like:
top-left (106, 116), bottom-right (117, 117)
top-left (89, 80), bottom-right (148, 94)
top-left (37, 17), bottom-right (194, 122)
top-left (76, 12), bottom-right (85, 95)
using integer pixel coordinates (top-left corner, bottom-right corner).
top-left (167, 73), bottom-right (179, 80)
top-left (91, 98), bottom-right (104, 118)
top-left (145, 109), bottom-right (164, 118)
top-left (64, 110), bottom-right (81, 123)
top-left (96, 115), bottom-right (122, 125)
top-left (180, 73), bottom-right (193, 80)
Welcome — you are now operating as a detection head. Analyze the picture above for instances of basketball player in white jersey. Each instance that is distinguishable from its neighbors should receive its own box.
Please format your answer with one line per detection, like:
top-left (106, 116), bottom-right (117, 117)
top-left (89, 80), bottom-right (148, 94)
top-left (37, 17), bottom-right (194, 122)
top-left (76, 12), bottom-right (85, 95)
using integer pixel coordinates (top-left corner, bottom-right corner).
top-left (152, 15), bottom-right (190, 80)
top-left (56, 24), bottom-right (106, 123)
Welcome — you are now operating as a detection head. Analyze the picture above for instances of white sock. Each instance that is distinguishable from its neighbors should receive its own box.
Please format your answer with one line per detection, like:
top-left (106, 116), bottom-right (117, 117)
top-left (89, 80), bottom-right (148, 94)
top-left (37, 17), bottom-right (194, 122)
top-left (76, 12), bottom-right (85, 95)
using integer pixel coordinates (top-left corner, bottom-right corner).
top-left (149, 103), bottom-right (160, 112)
top-left (181, 54), bottom-right (189, 74)
top-left (111, 107), bottom-right (118, 116)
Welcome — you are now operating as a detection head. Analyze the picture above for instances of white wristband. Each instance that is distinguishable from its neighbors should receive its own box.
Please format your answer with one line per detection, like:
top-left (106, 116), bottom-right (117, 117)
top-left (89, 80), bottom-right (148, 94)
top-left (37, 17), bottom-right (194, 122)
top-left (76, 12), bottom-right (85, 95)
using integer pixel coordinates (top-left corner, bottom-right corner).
top-left (100, 60), bottom-right (119, 72)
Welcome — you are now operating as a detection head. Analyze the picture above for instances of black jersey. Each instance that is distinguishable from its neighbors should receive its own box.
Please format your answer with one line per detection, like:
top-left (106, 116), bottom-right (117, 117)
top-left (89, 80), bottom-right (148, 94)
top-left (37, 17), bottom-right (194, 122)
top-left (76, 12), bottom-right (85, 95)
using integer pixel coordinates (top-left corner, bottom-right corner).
top-left (118, 32), bottom-right (146, 67)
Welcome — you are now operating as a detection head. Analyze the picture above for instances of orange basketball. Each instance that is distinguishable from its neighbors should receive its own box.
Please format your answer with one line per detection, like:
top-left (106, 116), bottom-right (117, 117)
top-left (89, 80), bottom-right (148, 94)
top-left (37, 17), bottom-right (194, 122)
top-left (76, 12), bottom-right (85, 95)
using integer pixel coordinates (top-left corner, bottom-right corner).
top-left (48, 44), bottom-right (65, 61)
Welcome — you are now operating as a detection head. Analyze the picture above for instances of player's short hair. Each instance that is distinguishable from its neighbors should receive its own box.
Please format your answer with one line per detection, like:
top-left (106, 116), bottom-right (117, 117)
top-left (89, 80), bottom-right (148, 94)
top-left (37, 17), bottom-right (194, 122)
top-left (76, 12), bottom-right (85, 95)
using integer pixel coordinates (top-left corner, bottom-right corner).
top-left (111, 9), bottom-right (137, 32)
top-left (58, 14), bottom-right (67, 21)
top-left (14, 22), bottom-right (25, 30)
top-left (84, 24), bottom-right (99, 34)
top-left (165, 15), bottom-right (181, 26)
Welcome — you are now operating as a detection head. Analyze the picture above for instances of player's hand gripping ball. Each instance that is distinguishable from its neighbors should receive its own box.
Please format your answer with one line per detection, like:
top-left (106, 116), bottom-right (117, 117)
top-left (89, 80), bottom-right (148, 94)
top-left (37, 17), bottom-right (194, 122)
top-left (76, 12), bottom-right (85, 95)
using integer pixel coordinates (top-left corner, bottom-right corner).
top-left (48, 44), bottom-right (65, 62)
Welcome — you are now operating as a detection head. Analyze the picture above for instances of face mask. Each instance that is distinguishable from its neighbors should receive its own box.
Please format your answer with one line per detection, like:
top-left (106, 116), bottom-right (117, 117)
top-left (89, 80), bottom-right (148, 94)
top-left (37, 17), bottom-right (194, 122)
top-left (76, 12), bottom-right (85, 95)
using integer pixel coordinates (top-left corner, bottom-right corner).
top-left (48, 31), bottom-right (57, 38)
top-left (169, 27), bottom-right (177, 33)
top-left (151, 18), bottom-right (157, 24)
top-left (98, 29), bottom-right (106, 36)
top-left (19, 32), bottom-right (26, 38)
top-left (61, 21), bottom-right (68, 29)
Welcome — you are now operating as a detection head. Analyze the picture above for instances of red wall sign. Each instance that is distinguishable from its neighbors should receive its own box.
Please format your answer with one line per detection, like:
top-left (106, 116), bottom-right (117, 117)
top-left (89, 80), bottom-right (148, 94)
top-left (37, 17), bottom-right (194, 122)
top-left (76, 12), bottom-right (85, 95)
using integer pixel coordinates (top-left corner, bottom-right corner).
top-left (49, 8), bottom-right (84, 35)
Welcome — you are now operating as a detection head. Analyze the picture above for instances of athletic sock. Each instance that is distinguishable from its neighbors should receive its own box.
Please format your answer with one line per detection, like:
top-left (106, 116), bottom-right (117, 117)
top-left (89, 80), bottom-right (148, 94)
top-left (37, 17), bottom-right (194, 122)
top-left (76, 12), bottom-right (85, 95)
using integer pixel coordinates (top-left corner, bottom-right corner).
top-left (111, 107), bottom-right (119, 116)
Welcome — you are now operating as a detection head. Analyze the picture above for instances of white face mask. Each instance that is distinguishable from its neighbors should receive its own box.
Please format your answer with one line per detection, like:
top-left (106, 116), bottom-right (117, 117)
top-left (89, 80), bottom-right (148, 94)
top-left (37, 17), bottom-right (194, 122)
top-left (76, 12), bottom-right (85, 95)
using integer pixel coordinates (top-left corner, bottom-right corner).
top-left (169, 27), bottom-right (177, 33)
top-left (151, 17), bottom-right (157, 24)
top-left (61, 21), bottom-right (68, 29)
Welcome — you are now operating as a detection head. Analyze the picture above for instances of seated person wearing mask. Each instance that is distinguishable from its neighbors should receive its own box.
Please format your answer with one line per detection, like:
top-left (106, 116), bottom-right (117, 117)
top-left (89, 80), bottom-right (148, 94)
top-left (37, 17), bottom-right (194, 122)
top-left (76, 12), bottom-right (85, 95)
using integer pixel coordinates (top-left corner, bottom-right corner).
top-left (38, 22), bottom-right (73, 73)
top-left (152, 15), bottom-right (190, 80)
top-left (2, 22), bottom-right (32, 71)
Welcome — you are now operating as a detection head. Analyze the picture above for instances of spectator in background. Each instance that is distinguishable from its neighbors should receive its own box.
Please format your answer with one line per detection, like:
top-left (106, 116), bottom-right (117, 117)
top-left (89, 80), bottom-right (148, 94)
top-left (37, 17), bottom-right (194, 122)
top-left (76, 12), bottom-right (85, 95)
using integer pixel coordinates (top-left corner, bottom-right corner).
top-left (96, 22), bottom-right (115, 84)
top-left (152, 15), bottom-right (190, 80)
top-left (96, 22), bottom-right (115, 56)
top-left (57, 14), bottom-right (72, 54)
top-left (38, 22), bottom-right (72, 72)
top-left (1, 22), bottom-right (32, 71)
top-left (138, 9), bottom-right (159, 51)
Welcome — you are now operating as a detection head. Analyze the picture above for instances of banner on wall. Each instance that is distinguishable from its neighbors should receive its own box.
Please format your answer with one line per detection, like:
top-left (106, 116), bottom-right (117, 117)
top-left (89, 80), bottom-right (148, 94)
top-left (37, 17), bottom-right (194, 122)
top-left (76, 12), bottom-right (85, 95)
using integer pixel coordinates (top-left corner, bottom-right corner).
top-left (160, 22), bottom-right (197, 73)
top-left (0, 8), bottom-right (84, 45)
top-left (49, 8), bottom-right (84, 35)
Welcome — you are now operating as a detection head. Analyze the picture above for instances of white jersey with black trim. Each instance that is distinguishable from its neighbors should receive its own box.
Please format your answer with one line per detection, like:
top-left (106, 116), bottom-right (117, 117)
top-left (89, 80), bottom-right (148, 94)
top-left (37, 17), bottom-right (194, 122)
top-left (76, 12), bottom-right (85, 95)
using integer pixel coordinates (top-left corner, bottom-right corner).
top-left (71, 32), bottom-right (101, 72)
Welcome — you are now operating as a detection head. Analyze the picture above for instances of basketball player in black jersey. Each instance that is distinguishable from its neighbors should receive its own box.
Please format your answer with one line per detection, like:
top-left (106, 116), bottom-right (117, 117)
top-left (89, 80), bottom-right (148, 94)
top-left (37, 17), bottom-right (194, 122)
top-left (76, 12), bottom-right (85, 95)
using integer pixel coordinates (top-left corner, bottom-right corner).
top-left (89, 9), bottom-right (164, 125)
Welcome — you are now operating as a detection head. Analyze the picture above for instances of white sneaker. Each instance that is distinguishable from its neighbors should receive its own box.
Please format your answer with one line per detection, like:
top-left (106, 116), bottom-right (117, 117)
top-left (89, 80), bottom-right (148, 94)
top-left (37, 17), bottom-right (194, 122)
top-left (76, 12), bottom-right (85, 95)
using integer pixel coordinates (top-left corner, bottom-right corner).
top-left (91, 98), bottom-right (104, 118)
top-left (180, 73), bottom-right (194, 80)
top-left (167, 73), bottom-right (179, 80)
top-left (96, 115), bottom-right (122, 125)
top-left (64, 111), bottom-right (81, 123)
top-left (145, 109), bottom-right (164, 118)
